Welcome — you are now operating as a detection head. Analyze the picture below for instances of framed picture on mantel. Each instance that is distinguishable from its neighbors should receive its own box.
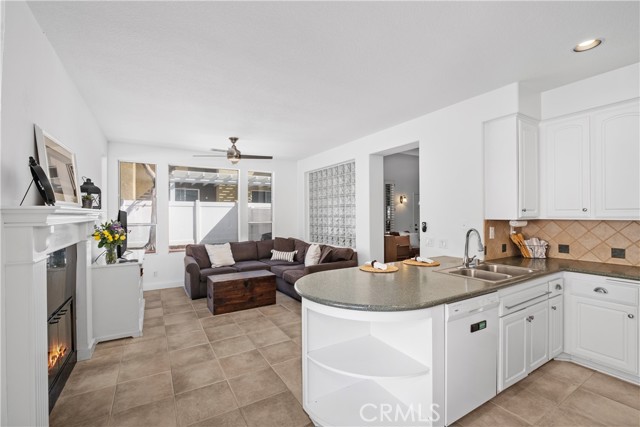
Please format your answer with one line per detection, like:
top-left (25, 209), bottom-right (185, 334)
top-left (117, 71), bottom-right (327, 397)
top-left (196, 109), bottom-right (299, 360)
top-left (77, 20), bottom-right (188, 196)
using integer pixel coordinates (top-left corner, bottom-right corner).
top-left (34, 124), bottom-right (81, 206)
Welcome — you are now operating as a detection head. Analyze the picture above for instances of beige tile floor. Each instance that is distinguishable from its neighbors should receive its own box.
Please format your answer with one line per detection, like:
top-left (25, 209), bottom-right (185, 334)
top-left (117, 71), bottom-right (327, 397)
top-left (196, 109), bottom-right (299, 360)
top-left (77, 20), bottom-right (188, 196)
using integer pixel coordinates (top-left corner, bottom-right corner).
top-left (50, 288), bottom-right (312, 427)
top-left (457, 359), bottom-right (640, 427)
top-left (51, 287), bottom-right (640, 427)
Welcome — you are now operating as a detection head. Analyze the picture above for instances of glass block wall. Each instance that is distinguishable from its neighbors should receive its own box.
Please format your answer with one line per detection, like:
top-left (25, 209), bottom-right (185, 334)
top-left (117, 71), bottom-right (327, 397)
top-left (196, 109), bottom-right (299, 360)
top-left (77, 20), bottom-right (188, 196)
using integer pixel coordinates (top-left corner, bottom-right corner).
top-left (308, 161), bottom-right (356, 248)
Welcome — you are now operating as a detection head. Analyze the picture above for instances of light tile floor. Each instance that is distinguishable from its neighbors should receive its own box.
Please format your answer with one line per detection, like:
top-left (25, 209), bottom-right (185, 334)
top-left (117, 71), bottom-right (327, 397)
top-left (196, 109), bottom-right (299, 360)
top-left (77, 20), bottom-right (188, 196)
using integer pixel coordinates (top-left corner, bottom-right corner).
top-left (50, 288), bottom-right (311, 427)
top-left (51, 287), bottom-right (640, 427)
top-left (457, 359), bottom-right (640, 427)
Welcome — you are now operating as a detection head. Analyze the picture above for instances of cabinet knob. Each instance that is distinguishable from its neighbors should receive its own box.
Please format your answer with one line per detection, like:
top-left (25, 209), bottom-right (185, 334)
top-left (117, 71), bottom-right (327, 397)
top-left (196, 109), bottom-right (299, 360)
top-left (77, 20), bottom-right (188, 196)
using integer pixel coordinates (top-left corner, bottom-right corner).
top-left (594, 287), bottom-right (608, 294)
top-left (582, 208), bottom-right (588, 212)
top-left (551, 306), bottom-right (557, 310)
top-left (555, 284), bottom-right (562, 291)
top-left (522, 208), bottom-right (527, 212)
top-left (629, 314), bottom-right (635, 319)
top-left (526, 315), bottom-right (534, 322)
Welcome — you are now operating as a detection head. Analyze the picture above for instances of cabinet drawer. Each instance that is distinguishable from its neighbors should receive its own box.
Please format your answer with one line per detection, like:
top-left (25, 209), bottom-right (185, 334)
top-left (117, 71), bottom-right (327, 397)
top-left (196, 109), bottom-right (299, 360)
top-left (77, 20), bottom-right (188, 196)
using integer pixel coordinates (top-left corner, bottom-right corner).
top-left (500, 282), bottom-right (550, 317)
top-left (569, 278), bottom-right (638, 306)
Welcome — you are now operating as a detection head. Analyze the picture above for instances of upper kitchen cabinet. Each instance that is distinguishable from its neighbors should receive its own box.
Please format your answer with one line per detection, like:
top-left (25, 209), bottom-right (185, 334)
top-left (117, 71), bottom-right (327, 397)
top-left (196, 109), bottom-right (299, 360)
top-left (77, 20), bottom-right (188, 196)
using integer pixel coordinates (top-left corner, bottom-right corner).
top-left (485, 114), bottom-right (540, 219)
top-left (541, 99), bottom-right (639, 220)
top-left (542, 116), bottom-right (591, 218)
top-left (593, 101), bottom-right (640, 218)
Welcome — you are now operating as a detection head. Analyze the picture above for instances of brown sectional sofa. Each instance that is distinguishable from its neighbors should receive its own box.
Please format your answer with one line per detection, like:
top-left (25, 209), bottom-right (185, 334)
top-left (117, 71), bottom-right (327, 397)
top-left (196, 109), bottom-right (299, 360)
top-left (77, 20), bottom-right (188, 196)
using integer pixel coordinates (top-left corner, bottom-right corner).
top-left (183, 237), bottom-right (358, 301)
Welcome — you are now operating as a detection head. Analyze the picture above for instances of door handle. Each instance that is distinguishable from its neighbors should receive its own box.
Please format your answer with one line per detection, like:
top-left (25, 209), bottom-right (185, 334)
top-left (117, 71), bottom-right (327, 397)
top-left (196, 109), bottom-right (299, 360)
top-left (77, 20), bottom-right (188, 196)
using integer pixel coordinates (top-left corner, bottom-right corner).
top-left (421, 222), bottom-right (427, 232)
top-left (593, 287), bottom-right (608, 294)
top-left (526, 315), bottom-right (534, 322)
top-left (629, 314), bottom-right (635, 319)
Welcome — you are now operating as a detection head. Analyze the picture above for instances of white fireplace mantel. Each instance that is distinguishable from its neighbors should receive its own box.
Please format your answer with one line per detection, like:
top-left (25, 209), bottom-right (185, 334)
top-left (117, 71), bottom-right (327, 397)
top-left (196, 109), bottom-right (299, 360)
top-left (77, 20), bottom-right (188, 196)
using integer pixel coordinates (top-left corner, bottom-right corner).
top-left (1, 206), bottom-right (100, 427)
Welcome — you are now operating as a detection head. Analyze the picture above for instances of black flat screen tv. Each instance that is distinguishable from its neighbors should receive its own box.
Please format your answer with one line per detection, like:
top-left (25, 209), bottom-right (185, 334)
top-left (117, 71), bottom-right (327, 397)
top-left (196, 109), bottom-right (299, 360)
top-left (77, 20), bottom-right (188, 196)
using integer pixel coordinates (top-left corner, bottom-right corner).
top-left (116, 210), bottom-right (128, 258)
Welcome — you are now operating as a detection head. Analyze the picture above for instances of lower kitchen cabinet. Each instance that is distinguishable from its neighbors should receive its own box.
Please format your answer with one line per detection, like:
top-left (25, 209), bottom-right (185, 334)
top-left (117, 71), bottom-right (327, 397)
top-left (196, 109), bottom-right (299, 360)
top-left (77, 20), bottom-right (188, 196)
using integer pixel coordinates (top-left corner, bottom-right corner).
top-left (566, 295), bottom-right (638, 374)
top-left (499, 299), bottom-right (549, 391)
top-left (548, 295), bottom-right (564, 358)
top-left (565, 273), bottom-right (639, 376)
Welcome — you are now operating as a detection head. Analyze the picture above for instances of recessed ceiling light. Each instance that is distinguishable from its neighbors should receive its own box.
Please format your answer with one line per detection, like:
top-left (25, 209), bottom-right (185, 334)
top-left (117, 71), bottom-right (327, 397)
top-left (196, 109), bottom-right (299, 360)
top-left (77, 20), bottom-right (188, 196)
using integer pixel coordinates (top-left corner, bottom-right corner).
top-left (573, 38), bottom-right (602, 52)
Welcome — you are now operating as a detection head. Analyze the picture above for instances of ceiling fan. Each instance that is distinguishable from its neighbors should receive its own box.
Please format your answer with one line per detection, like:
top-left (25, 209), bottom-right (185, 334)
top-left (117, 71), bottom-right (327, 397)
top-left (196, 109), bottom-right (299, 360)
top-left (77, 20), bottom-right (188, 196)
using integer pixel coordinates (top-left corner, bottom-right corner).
top-left (194, 137), bottom-right (273, 164)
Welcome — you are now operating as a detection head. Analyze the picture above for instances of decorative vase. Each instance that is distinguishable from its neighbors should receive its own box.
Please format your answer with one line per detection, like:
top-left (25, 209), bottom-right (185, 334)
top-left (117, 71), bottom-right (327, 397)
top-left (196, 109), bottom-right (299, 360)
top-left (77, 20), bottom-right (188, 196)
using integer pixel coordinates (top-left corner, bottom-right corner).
top-left (82, 199), bottom-right (92, 209)
top-left (105, 247), bottom-right (117, 264)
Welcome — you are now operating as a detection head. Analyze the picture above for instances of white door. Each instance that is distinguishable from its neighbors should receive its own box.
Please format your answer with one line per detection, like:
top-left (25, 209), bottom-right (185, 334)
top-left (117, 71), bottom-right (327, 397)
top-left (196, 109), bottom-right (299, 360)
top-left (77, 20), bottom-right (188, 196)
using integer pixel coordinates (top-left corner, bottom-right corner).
top-left (543, 116), bottom-right (591, 218)
top-left (593, 100), bottom-right (640, 218)
top-left (527, 300), bottom-right (549, 371)
top-left (548, 295), bottom-right (564, 359)
top-left (567, 295), bottom-right (638, 374)
top-left (499, 311), bottom-right (528, 391)
top-left (518, 118), bottom-right (539, 218)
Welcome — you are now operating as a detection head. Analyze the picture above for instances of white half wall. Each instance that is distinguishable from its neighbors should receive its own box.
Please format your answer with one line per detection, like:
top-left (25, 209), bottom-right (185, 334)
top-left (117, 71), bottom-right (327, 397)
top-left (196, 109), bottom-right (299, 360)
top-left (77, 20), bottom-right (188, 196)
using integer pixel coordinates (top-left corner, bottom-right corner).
top-left (0, 1), bottom-right (107, 206)
top-left (107, 141), bottom-right (299, 290)
top-left (541, 62), bottom-right (640, 119)
top-left (298, 83), bottom-right (520, 262)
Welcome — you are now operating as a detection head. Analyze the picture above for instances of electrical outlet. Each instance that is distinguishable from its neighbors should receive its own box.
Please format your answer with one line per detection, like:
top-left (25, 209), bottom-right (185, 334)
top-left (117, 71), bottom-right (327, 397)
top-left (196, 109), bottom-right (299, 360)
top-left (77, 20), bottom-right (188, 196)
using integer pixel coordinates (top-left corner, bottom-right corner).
top-left (426, 239), bottom-right (434, 247)
top-left (501, 243), bottom-right (507, 253)
top-left (559, 244), bottom-right (570, 254)
top-left (439, 239), bottom-right (447, 249)
top-left (611, 248), bottom-right (626, 259)
top-left (489, 227), bottom-right (495, 239)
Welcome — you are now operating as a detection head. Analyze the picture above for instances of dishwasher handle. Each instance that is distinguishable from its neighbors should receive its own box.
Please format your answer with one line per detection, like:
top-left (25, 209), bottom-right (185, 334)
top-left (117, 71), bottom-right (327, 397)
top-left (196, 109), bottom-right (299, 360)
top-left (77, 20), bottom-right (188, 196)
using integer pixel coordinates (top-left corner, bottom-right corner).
top-left (505, 291), bottom-right (551, 310)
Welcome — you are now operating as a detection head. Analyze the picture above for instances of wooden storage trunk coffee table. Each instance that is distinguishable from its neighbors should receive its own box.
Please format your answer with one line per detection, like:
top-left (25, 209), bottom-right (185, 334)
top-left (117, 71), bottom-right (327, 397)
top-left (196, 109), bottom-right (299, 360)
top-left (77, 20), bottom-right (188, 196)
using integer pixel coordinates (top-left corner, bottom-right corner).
top-left (207, 270), bottom-right (276, 315)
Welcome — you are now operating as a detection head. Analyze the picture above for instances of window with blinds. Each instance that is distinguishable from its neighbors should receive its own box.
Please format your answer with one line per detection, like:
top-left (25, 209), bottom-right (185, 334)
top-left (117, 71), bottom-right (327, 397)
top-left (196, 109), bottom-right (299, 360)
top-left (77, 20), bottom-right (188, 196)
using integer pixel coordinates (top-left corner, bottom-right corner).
top-left (308, 161), bottom-right (356, 248)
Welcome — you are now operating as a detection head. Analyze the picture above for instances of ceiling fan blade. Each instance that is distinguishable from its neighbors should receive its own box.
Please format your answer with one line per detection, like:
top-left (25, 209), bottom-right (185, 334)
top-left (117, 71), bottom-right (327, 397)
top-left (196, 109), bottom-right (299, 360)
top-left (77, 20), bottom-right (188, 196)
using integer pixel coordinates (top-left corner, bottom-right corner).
top-left (241, 155), bottom-right (273, 160)
top-left (209, 148), bottom-right (228, 153)
top-left (193, 154), bottom-right (227, 157)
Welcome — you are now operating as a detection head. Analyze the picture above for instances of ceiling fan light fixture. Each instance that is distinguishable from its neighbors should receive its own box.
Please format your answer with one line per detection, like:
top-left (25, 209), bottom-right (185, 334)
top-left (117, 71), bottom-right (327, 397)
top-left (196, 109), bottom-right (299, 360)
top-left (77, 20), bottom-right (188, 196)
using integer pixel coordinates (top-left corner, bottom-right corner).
top-left (573, 38), bottom-right (602, 52)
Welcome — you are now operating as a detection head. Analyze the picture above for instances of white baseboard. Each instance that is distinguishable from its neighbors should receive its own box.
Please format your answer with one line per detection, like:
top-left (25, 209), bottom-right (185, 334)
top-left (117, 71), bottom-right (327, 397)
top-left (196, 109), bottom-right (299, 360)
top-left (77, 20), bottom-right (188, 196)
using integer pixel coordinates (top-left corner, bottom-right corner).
top-left (143, 281), bottom-right (182, 291)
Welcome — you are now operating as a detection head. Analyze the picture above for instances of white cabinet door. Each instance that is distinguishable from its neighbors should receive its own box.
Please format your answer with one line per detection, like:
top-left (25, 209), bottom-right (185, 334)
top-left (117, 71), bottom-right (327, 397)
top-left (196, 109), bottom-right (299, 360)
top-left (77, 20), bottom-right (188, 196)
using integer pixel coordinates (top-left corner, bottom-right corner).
top-left (527, 300), bottom-right (549, 371)
top-left (518, 118), bottom-right (540, 218)
top-left (543, 116), bottom-right (591, 218)
top-left (548, 295), bottom-right (564, 359)
top-left (567, 295), bottom-right (638, 374)
top-left (499, 311), bottom-right (528, 391)
top-left (593, 101), bottom-right (640, 218)
top-left (484, 114), bottom-right (539, 220)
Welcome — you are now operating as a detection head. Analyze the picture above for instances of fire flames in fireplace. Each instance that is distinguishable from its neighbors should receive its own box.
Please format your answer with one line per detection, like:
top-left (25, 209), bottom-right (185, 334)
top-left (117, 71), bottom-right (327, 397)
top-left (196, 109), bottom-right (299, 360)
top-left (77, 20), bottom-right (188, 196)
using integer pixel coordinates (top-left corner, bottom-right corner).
top-left (48, 344), bottom-right (67, 372)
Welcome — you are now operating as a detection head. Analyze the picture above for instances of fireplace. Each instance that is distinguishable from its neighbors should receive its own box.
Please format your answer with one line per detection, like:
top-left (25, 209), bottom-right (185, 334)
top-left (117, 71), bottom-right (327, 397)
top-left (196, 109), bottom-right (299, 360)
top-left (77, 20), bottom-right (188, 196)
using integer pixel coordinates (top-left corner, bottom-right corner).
top-left (46, 245), bottom-right (77, 412)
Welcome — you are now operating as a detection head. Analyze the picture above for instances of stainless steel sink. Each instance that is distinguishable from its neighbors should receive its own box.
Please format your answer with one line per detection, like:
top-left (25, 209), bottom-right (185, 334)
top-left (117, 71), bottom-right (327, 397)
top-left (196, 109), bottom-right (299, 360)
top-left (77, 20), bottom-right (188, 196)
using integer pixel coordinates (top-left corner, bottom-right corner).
top-left (475, 263), bottom-right (537, 276)
top-left (437, 263), bottom-right (538, 283)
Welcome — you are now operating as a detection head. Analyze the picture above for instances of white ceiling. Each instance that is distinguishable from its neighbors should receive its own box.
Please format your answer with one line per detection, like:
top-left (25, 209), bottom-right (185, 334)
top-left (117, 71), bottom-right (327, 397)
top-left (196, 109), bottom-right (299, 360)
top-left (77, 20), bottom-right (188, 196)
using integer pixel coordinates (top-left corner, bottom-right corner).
top-left (27, 1), bottom-right (639, 160)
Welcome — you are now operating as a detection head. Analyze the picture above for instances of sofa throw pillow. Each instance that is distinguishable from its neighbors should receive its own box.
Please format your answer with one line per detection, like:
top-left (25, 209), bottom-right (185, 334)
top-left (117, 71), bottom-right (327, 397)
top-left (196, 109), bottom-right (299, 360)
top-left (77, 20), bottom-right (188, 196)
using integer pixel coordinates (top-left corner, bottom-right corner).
top-left (205, 243), bottom-right (236, 268)
top-left (271, 249), bottom-right (297, 263)
top-left (304, 244), bottom-right (322, 267)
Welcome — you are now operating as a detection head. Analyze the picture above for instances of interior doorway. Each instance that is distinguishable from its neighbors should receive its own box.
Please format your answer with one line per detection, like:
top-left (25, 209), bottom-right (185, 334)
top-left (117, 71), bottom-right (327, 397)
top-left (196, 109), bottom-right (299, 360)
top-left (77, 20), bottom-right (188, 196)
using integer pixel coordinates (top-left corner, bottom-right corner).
top-left (381, 145), bottom-right (420, 260)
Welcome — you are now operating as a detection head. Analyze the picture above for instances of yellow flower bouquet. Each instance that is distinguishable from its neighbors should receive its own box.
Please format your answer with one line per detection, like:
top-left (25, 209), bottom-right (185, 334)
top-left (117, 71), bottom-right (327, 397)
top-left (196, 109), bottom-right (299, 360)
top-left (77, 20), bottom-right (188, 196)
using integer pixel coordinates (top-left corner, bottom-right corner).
top-left (93, 220), bottom-right (127, 264)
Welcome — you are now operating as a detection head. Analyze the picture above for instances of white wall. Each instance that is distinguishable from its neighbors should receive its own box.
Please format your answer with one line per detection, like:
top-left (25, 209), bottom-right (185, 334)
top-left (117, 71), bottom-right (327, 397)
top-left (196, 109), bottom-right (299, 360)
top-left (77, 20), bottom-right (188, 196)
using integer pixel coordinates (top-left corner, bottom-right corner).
top-left (384, 153), bottom-right (420, 233)
top-left (0, 2), bottom-right (5, 424)
top-left (0, 2), bottom-right (107, 206)
top-left (541, 63), bottom-right (640, 120)
top-left (108, 141), bottom-right (299, 290)
top-left (0, 2), bottom-right (107, 422)
top-left (298, 84), bottom-right (520, 262)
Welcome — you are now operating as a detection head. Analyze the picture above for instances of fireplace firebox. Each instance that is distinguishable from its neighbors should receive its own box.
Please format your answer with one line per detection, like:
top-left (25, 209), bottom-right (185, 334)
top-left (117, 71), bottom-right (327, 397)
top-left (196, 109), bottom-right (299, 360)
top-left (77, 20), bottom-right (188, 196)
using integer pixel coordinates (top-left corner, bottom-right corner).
top-left (47, 245), bottom-right (77, 412)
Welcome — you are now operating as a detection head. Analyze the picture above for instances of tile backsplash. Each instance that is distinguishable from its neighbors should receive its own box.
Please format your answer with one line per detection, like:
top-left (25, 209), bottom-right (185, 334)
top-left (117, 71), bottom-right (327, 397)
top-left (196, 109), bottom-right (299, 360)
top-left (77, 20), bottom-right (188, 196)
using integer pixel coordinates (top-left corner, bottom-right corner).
top-left (484, 220), bottom-right (640, 266)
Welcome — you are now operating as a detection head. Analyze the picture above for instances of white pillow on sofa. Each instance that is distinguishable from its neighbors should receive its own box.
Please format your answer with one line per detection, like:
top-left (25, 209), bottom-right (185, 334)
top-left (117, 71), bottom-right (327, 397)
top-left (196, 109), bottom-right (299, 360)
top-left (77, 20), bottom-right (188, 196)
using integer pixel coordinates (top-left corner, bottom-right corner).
top-left (305, 244), bottom-right (322, 266)
top-left (205, 243), bottom-right (235, 267)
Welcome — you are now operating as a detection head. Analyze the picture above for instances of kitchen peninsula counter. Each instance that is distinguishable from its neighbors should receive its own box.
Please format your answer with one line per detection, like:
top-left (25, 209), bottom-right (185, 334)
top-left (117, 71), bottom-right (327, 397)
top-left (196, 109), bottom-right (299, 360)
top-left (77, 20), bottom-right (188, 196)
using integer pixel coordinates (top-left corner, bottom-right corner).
top-left (295, 256), bottom-right (639, 312)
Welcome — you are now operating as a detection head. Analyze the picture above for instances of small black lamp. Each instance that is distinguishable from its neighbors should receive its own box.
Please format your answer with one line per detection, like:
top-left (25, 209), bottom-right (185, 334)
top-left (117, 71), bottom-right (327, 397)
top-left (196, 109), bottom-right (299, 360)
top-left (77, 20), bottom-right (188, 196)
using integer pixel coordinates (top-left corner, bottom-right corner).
top-left (80, 176), bottom-right (101, 209)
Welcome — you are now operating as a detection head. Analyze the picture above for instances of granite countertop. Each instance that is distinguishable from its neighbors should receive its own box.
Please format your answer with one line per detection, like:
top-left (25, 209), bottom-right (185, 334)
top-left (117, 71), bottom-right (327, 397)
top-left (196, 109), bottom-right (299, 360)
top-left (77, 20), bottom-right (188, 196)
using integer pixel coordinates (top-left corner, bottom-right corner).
top-left (294, 256), bottom-right (640, 312)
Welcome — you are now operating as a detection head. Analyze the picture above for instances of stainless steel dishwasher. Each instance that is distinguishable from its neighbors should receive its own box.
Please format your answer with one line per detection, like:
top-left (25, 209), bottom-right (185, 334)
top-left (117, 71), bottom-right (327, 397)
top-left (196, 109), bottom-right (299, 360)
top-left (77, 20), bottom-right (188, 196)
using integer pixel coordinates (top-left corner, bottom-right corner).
top-left (444, 293), bottom-right (499, 426)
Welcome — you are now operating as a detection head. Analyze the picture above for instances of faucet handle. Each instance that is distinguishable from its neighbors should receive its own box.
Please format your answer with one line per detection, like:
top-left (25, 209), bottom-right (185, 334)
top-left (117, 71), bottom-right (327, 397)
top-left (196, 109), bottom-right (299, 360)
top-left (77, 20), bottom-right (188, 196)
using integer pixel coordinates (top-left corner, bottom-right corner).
top-left (467, 255), bottom-right (478, 267)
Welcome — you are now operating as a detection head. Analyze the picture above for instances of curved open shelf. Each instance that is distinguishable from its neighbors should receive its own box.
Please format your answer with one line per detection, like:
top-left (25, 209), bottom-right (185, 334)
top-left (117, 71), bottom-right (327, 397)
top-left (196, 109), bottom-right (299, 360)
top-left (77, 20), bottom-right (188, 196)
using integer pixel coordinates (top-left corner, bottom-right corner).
top-left (308, 335), bottom-right (430, 379)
